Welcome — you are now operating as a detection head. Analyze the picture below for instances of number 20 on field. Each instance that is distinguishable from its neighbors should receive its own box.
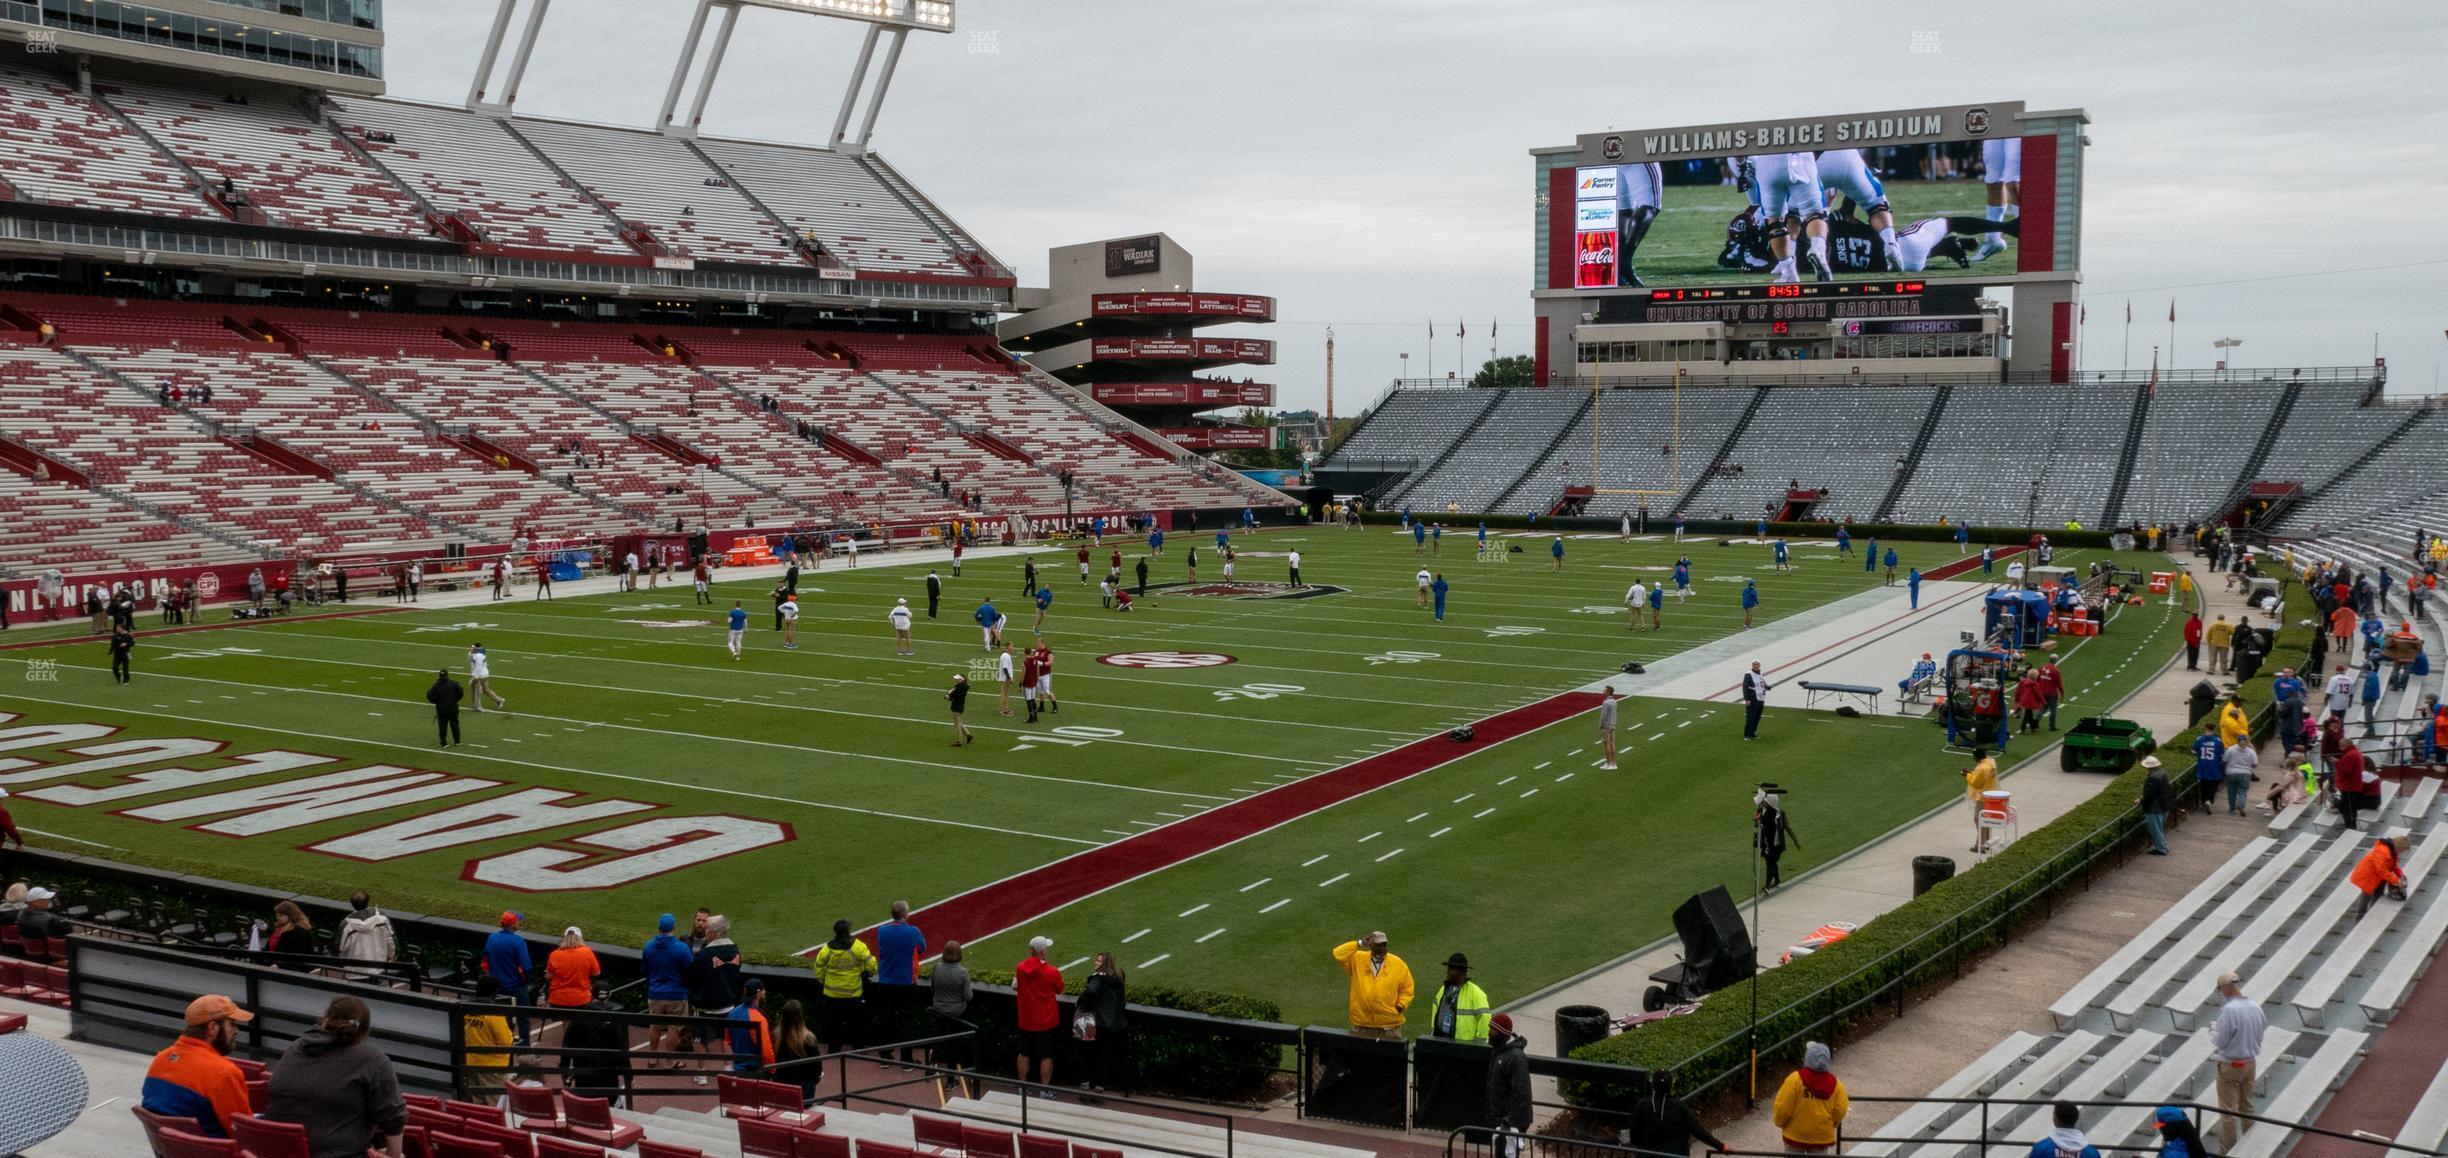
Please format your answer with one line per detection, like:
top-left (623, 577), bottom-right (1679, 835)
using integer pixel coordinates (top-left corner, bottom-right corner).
top-left (1213, 683), bottom-right (1305, 702)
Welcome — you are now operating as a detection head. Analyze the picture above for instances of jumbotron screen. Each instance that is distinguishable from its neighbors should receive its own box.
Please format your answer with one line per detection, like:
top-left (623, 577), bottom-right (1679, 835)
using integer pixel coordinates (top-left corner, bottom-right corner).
top-left (1548, 101), bottom-right (2076, 291)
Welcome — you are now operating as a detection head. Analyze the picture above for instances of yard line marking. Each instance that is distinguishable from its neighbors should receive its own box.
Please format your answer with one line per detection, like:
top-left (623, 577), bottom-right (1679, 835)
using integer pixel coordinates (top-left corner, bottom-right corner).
top-left (1102, 829), bottom-right (1135, 837)
top-left (1497, 775), bottom-right (1517, 786)
top-left (1155, 810), bottom-right (1190, 819)
top-left (1195, 928), bottom-right (1227, 944)
top-left (1260, 899), bottom-right (1291, 914)
top-left (1301, 855), bottom-right (1330, 867)
top-left (1406, 812), bottom-right (1430, 824)
top-left (1453, 793), bottom-right (1474, 804)
top-left (1139, 954), bottom-right (1171, 969)
top-left (1061, 956), bottom-right (1091, 971)
top-left (1534, 761), bottom-right (1552, 771)
top-left (1557, 772), bottom-right (1575, 782)
top-left (0, 683), bottom-right (1097, 848)
top-left (1357, 831), bottom-right (1381, 843)
top-left (1591, 758), bottom-right (1609, 767)
top-left (1520, 788), bottom-right (1539, 798)
top-left (1179, 903), bottom-right (1209, 917)
top-left (1238, 878), bottom-right (1272, 893)
top-left (1568, 748), bottom-right (1584, 756)
top-left (1430, 827), bottom-right (1452, 838)
top-left (1474, 808), bottom-right (1496, 818)
top-left (1129, 820), bottom-right (1160, 828)
top-left (1678, 719), bottom-right (1692, 728)
top-left (1121, 928), bottom-right (1151, 944)
top-left (1374, 848), bottom-right (1404, 863)
top-left (1318, 873), bottom-right (1350, 887)
top-left (1649, 732), bottom-right (1667, 742)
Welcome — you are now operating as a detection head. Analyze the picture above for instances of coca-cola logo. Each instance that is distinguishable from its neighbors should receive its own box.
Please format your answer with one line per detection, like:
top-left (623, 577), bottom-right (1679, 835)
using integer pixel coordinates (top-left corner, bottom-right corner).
top-left (1578, 243), bottom-right (1616, 266)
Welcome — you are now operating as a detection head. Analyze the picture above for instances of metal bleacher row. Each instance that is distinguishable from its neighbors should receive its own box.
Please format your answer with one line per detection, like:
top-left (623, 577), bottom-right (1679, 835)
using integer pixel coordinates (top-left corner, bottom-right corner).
top-left (0, 299), bottom-right (1273, 576)
top-left (0, 62), bottom-right (1001, 281)
top-left (1331, 377), bottom-right (2420, 532)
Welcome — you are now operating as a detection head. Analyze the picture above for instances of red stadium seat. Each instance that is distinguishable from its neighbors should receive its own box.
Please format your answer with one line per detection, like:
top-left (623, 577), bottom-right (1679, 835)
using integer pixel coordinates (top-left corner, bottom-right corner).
top-left (231, 1114), bottom-right (314, 1158)
top-left (715, 1074), bottom-right (777, 1120)
top-left (735, 1118), bottom-right (797, 1158)
top-left (0, 960), bottom-right (33, 999)
top-left (428, 1134), bottom-right (509, 1158)
top-left (456, 1119), bottom-right (540, 1158)
top-left (536, 1138), bottom-right (607, 1158)
top-left (787, 1134), bottom-right (849, 1158)
top-left (505, 1086), bottom-right (569, 1136)
top-left (1069, 1149), bottom-right (1122, 1158)
top-left (404, 1094), bottom-right (447, 1112)
top-left (851, 1146), bottom-right (914, 1158)
top-left (0, 1012), bottom-right (25, 1035)
top-left (133, 1107), bottom-right (206, 1156)
top-left (1015, 1136), bottom-right (1069, 1158)
top-left (560, 1095), bottom-right (643, 1151)
top-left (156, 1128), bottom-right (241, 1158)
top-left (908, 1117), bottom-right (964, 1153)
top-left (446, 1100), bottom-right (510, 1126)
top-left (958, 1126), bottom-right (1015, 1158)
top-left (636, 1145), bottom-right (705, 1158)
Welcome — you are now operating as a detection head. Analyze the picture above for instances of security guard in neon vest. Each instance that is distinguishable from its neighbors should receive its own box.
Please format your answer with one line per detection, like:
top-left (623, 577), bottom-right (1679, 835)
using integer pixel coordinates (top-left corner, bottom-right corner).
top-left (1426, 952), bottom-right (1491, 1043)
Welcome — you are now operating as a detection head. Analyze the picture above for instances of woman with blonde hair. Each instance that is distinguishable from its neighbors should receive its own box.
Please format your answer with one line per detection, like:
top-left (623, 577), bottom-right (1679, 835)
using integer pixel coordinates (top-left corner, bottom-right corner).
top-left (545, 926), bottom-right (601, 1011)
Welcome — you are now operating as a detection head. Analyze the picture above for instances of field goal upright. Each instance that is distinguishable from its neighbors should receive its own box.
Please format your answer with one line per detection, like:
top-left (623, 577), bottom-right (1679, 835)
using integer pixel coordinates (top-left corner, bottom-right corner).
top-left (1583, 367), bottom-right (1689, 512)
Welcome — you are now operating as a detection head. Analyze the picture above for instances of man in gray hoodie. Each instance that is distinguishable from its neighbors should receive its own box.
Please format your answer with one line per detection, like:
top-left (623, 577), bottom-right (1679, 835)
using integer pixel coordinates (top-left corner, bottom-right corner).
top-left (1485, 1013), bottom-right (1531, 1156)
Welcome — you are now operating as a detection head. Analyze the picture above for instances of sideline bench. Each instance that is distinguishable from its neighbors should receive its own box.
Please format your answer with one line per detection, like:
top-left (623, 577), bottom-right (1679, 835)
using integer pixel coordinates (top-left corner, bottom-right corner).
top-left (1799, 681), bottom-right (1881, 713)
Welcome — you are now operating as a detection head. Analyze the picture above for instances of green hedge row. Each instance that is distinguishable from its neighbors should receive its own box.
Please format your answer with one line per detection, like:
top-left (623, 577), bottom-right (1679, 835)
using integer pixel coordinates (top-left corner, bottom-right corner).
top-left (1355, 511), bottom-right (2124, 551)
top-left (1569, 760), bottom-right (2157, 1094)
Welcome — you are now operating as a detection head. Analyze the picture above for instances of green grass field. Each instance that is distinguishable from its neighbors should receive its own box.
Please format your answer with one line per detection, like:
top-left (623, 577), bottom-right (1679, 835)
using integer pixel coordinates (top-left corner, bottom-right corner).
top-left (0, 530), bottom-right (2178, 1027)
top-left (1626, 177), bottom-right (2011, 287)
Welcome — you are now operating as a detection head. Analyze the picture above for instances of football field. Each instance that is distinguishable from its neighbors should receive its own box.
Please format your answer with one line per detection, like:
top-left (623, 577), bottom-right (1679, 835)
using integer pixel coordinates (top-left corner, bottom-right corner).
top-left (0, 529), bottom-right (2180, 1026)
top-left (1627, 177), bottom-right (2012, 286)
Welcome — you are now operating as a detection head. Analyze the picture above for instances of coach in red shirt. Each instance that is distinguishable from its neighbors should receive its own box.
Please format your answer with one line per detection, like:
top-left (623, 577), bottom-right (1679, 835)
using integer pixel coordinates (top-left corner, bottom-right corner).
top-left (1014, 936), bottom-right (1064, 1091)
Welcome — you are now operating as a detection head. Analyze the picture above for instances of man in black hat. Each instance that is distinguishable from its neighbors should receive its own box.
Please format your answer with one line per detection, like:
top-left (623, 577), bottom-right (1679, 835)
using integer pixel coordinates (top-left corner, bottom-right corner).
top-left (1426, 953), bottom-right (1491, 1043)
top-left (427, 670), bottom-right (464, 747)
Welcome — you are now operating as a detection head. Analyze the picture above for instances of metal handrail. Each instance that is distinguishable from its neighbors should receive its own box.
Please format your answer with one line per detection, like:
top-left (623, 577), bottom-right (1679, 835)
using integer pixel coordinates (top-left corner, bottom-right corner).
top-left (820, 1046), bottom-right (1243, 1158)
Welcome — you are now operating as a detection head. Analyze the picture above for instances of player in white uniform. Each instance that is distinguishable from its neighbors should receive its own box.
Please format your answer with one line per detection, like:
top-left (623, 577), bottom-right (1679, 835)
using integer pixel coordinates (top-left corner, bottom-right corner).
top-left (1417, 567), bottom-right (1434, 608)
top-left (1612, 161), bottom-right (1665, 288)
top-left (1625, 582), bottom-right (1648, 633)
top-left (1816, 148), bottom-right (1900, 271)
top-left (1744, 152), bottom-right (1831, 283)
top-left (1976, 138), bottom-right (2020, 262)
top-left (779, 595), bottom-right (799, 650)
top-left (889, 597), bottom-right (914, 656)
top-left (467, 643), bottom-right (507, 712)
top-left (1221, 548), bottom-right (1236, 581)
top-left (996, 642), bottom-right (1016, 715)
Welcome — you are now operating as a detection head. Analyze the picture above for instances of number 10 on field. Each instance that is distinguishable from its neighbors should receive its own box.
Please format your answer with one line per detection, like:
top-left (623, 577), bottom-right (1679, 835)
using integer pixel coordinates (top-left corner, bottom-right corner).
top-left (1011, 725), bottom-right (1123, 753)
top-left (1214, 683), bottom-right (1305, 701)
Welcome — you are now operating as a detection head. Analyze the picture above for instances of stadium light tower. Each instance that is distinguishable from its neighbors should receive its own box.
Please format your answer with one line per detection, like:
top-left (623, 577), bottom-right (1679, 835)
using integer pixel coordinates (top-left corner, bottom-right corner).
top-left (2214, 337), bottom-right (2242, 379)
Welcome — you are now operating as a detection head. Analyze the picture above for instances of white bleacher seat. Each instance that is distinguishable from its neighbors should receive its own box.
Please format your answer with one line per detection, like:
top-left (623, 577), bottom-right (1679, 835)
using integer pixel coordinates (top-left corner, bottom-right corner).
top-left (2050, 837), bottom-right (2272, 1032)
top-left (2397, 1059), bottom-right (2448, 1152)
top-left (100, 81), bottom-right (428, 238)
top-left (511, 117), bottom-right (801, 266)
top-left (2101, 834), bottom-right (2317, 1030)
top-left (2122, 380), bottom-right (2287, 523)
top-left (1843, 1032), bottom-right (2041, 1158)
top-left (1503, 386), bottom-right (1761, 519)
top-left (696, 137), bottom-right (975, 277)
top-left (2225, 1030), bottom-right (2368, 1158)
top-left (2083, 1030), bottom-right (2232, 1153)
top-left (0, 63), bottom-right (214, 220)
top-left (1685, 387), bottom-right (1937, 522)
top-left (329, 97), bottom-right (631, 256)
top-left (1888, 381), bottom-right (2135, 527)
top-left (2225, 827), bottom-right (2410, 1028)
top-left (1390, 389), bottom-right (1584, 513)
top-left (2165, 830), bottom-right (2368, 1028)
top-left (2289, 828), bottom-right (2448, 1026)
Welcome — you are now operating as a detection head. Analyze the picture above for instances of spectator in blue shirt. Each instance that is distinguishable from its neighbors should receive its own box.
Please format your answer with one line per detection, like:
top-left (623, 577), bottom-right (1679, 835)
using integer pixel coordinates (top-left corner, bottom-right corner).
top-left (1908, 567), bottom-right (1923, 609)
top-left (1413, 521), bottom-right (1428, 554)
top-left (2191, 725), bottom-right (2226, 816)
top-left (1741, 578), bottom-right (1760, 629)
top-left (1883, 547), bottom-right (1900, 585)
top-left (1836, 527), bottom-right (1852, 557)
top-left (1431, 574), bottom-right (1449, 621)
top-left (641, 913), bottom-right (695, 1062)
top-left (2361, 665), bottom-right (2383, 736)
top-left (1865, 538), bottom-right (1879, 573)
top-left (874, 902), bottom-right (928, 1067)
top-left (2272, 668), bottom-right (2309, 742)
top-left (483, 911), bottom-right (533, 1044)
top-left (2029, 1102), bottom-right (2101, 1158)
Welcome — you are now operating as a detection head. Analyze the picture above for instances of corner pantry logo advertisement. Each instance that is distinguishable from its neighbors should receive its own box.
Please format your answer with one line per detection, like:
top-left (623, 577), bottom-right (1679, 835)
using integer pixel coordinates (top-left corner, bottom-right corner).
top-left (0, 711), bottom-right (792, 892)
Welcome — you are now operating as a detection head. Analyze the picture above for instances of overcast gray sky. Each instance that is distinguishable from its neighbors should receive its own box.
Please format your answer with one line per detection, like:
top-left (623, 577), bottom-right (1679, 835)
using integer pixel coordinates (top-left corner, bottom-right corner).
top-left (384, 0), bottom-right (2448, 410)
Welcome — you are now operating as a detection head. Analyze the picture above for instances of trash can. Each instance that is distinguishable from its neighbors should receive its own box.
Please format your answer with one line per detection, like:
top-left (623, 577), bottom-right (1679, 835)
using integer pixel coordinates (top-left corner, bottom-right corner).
top-left (1912, 855), bottom-right (1956, 897)
top-left (1553, 1004), bottom-right (1611, 1058)
top-left (2188, 680), bottom-right (2222, 727)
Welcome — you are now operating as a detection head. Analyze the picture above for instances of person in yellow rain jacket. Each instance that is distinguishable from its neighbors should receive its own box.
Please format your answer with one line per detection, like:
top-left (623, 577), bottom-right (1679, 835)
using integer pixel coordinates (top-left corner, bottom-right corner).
top-left (1773, 1041), bottom-right (1850, 1152)
top-left (2218, 697), bottom-right (2253, 750)
top-left (809, 918), bottom-right (877, 1055)
top-left (1332, 932), bottom-right (1414, 1038)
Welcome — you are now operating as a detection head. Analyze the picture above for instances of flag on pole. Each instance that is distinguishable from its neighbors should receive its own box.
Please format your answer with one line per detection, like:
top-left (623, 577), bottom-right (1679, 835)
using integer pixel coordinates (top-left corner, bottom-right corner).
top-left (2125, 301), bottom-right (2131, 323)
top-left (2079, 304), bottom-right (2086, 324)
top-left (1457, 320), bottom-right (1466, 339)
top-left (2168, 302), bottom-right (2176, 323)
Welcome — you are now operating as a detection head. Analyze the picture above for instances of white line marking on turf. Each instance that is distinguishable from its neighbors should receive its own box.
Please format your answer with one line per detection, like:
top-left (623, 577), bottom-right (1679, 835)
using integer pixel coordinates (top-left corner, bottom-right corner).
top-left (1374, 848), bottom-right (1404, 863)
top-left (1139, 954), bottom-right (1170, 969)
top-left (1497, 775), bottom-right (1516, 786)
top-left (1301, 855), bottom-right (1330, 867)
top-left (1357, 831), bottom-right (1381, 843)
top-left (1195, 928), bottom-right (1227, 944)
top-left (1474, 808), bottom-right (1496, 818)
top-left (1649, 733), bottom-right (1666, 742)
top-left (1179, 903), bottom-right (1209, 917)
top-left (1520, 788), bottom-right (1539, 798)
top-left (1678, 720), bottom-right (1692, 728)
top-left (1568, 748), bottom-right (1584, 756)
top-left (1453, 793), bottom-right (1474, 803)
top-left (1102, 829), bottom-right (1135, 837)
top-left (1319, 873), bottom-right (1349, 887)
top-left (1122, 929), bottom-right (1151, 944)
top-left (1239, 878), bottom-right (1271, 892)
top-left (1061, 956), bottom-right (1091, 971)
top-left (1430, 827), bottom-right (1452, 838)
top-left (1534, 761), bottom-right (1552, 770)
top-left (1260, 899), bottom-right (1290, 914)
top-left (1406, 812), bottom-right (1430, 823)
top-left (1557, 773), bottom-right (1575, 782)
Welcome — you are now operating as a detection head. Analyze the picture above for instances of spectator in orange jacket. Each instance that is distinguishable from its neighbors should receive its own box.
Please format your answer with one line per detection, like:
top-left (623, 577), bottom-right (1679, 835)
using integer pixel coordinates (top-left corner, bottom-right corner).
top-left (545, 927), bottom-right (601, 1010)
top-left (2351, 836), bottom-right (2408, 918)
